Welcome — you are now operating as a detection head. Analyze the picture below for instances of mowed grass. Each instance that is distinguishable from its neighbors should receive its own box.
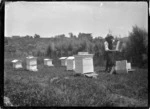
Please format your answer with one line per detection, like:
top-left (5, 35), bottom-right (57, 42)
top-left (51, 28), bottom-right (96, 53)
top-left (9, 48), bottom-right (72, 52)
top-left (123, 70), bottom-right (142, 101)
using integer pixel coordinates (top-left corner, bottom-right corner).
top-left (4, 57), bottom-right (148, 107)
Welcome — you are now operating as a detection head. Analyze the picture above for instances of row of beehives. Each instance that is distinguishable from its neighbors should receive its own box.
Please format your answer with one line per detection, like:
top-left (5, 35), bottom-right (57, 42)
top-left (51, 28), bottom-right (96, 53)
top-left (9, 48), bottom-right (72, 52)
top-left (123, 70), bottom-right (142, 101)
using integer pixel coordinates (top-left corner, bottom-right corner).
top-left (60, 52), bottom-right (98, 78)
top-left (60, 52), bottom-right (94, 73)
top-left (11, 52), bottom-right (95, 74)
top-left (11, 56), bottom-right (53, 72)
top-left (11, 52), bottom-right (134, 74)
top-left (59, 51), bottom-right (134, 74)
top-left (60, 55), bottom-right (134, 74)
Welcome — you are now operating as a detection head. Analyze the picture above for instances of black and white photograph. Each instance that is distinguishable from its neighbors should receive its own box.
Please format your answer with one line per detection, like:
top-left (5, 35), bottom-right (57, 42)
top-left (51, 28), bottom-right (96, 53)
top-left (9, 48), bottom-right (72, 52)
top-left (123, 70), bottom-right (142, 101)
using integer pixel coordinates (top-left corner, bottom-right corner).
top-left (3, 1), bottom-right (148, 107)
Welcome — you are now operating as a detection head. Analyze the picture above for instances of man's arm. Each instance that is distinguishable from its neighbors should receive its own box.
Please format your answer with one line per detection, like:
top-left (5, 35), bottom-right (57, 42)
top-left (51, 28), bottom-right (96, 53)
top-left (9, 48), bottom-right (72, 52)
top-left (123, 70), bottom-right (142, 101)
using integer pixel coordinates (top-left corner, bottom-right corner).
top-left (104, 41), bottom-right (121, 52)
top-left (104, 41), bottom-right (109, 51)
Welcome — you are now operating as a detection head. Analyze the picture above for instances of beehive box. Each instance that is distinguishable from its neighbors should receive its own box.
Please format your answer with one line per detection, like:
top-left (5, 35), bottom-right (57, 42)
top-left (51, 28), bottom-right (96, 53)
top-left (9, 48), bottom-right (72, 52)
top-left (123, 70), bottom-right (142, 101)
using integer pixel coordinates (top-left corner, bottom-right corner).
top-left (12, 59), bottom-right (22, 69)
top-left (74, 53), bottom-right (94, 74)
top-left (44, 59), bottom-right (53, 66)
top-left (26, 56), bottom-right (38, 71)
top-left (66, 56), bottom-right (75, 70)
top-left (115, 60), bottom-right (132, 73)
top-left (59, 57), bottom-right (67, 66)
top-left (127, 62), bottom-right (131, 70)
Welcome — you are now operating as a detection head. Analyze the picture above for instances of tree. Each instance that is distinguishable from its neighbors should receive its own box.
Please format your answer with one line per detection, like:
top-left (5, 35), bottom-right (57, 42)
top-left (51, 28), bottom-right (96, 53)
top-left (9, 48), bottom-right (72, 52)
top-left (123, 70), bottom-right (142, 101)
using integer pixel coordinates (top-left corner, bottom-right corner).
top-left (34, 34), bottom-right (40, 38)
top-left (78, 33), bottom-right (93, 41)
top-left (46, 44), bottom-right (52, 57)
top-left (5, 38), bottom-right (8, 45)
top-left (125, 25), bottom-right (148, 67)
top-left (69, 32), bottom-right (77, 39)
top-left (69, 32), bottom-right (73, 38)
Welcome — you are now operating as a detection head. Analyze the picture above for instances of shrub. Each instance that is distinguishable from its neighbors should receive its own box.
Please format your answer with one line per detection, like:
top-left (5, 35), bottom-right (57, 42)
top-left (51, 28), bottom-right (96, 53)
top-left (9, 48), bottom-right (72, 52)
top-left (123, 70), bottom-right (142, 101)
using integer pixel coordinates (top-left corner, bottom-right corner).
top-left (125, 26), bottom-right (148, 67)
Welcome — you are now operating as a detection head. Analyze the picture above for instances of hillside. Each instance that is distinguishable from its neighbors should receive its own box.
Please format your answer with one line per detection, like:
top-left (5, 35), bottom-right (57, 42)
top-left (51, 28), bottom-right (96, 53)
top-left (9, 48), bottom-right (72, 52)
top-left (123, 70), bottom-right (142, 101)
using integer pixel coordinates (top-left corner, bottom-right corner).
top-left (4, 35), bottom-right (148, 107)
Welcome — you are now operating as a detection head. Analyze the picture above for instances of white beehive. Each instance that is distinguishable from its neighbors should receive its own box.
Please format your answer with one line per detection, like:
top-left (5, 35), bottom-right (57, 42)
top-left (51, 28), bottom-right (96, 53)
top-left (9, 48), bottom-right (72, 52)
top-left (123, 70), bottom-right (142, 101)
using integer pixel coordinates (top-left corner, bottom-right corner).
top-left (115, 60), bottom-right (132, 73)
top-left (74, 53), bottom-right (94, 74)
top-left (59, 57), bottom-right (67, 66)
top-left (44, 58), bottom-right (53, 66)
top-left (26, 56), bottom-right (38, 71)
top-left (12, 59), bottom-right (22, 69)
top-left (127, 62), bottom-right (131, 70)
top-left (66, 56), bottom-right (75, 70)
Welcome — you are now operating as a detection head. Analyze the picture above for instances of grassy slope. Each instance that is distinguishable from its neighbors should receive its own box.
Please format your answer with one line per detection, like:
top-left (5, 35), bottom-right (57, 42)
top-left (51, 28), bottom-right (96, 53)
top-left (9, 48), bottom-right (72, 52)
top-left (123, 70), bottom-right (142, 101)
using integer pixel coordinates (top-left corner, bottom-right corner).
top-left (4, 37), bottom-right (148, 107)
top-left (4, 58), bottom-right (148, 107)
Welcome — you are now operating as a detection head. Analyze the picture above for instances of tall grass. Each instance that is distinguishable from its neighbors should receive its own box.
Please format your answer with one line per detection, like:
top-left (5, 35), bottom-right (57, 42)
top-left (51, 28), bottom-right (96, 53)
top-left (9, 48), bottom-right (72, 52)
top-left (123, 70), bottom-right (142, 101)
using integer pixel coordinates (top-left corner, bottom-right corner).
top-left (4, 56), bottom-right (148, 107)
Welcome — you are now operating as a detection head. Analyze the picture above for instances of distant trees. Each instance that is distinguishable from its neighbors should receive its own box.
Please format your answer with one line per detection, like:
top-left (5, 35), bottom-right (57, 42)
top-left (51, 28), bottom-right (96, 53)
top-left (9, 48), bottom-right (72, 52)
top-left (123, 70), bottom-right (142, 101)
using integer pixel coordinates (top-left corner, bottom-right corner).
top-left (25, 35), bottom-right (29, 38)
top-left (5, 44), bottom-right (16, 56)
top-left (46, 42), bottom-right (56, 58)
top-left (45, 27), bottom-right (148, 67)
top-left (69, 32), bottom-right (77, 39)
top-left (25, 35), bottom-right (33, 38)
top-left (69, 32), bottom-right (73, 38)
top-left (93, 37), bottom-right (105, 66)
top-left (34, 34), bottom-right (40, 38)
top-left (46, 44), bottom-right (52, 58)
top-left (45, 33), bottom-right (105, 66)
top-left (5, 38), bottom-right (8, 45)
top-left (124, 25), bottom-right (148, 67)
top-left (5, 26), bottom-right (148, 67)
top-left (12, 36), bottom-right (20, 38)
top-left (78, 33), bottom-right (93, 41)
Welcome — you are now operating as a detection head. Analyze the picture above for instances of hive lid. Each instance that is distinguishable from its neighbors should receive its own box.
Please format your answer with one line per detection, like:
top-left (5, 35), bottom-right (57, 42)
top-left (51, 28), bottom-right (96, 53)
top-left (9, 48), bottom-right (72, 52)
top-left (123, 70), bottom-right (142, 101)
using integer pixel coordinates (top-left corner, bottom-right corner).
top-left (74, 54), bottom-right (94, 58)
top-left (26, 56), bottom-right (36, 59)
top-left (67, 56), bottom-right (74, 60)
top-left (44, 58), bottom-right (52, 60)
top-left (78, 52), bottom-right (89, 55)
top-left (59, 57), bottom-right (67, 59)
top-left (12, 59), bottom-right (19, 63)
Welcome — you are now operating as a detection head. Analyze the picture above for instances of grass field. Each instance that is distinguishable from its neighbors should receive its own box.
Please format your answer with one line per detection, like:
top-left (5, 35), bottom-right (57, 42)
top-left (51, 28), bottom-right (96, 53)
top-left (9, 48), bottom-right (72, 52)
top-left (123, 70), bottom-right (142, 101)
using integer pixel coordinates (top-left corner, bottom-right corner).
top-left (4, 57), bottom-right (148, 107)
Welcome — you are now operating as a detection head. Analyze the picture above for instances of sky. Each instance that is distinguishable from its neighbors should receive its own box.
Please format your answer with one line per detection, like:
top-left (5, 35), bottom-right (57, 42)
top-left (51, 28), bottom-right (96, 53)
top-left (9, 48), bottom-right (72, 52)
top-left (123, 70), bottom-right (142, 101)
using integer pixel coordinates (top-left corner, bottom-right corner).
top-left (5, 2), bottom-right (148, 38)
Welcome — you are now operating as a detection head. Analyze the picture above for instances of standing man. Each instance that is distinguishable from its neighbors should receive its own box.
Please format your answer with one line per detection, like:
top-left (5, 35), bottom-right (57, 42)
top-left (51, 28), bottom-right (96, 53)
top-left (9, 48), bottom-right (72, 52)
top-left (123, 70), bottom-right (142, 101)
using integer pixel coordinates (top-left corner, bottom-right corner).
top-left (104, 34), bottom-right (116, 73)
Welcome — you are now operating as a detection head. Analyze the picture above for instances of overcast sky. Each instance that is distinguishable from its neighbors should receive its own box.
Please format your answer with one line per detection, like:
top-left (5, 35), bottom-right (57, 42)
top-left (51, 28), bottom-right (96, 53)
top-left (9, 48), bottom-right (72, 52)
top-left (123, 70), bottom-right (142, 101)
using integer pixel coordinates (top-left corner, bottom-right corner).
top-left (5, 2), bottom-right (148, 38)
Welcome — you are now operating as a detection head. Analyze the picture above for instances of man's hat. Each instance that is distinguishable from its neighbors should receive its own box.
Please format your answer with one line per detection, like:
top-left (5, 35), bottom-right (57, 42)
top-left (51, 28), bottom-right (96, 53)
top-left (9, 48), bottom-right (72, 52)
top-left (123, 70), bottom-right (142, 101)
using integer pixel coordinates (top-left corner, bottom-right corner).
top-left (105, 34), bottom-right (114, 41)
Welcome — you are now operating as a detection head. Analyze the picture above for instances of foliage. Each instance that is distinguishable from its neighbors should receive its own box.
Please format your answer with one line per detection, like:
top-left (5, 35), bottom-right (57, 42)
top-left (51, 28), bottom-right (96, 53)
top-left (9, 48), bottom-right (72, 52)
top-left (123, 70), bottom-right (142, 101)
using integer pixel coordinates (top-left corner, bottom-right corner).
top-left (5, 37), bottom-right (8, 45)
top-left (5, 26), bottom-right (148, 67)
top-left (34, 34), bottom-right (40, 38)
top-left (124, 26), bottom-right (148, 67)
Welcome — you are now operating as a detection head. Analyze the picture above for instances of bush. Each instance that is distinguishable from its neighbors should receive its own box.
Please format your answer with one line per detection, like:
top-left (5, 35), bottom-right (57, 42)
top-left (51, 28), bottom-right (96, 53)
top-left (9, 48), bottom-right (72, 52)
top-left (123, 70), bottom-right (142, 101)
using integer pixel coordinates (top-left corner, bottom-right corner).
top-left (124, 26), bottom-right (148, 67)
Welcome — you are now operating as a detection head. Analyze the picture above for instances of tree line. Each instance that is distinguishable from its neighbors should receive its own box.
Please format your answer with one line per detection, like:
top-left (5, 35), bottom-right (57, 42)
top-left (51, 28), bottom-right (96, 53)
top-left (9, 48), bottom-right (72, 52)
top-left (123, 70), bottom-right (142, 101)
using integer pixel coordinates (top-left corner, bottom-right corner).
top-left (5, 26), bottom-right (148, 67)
